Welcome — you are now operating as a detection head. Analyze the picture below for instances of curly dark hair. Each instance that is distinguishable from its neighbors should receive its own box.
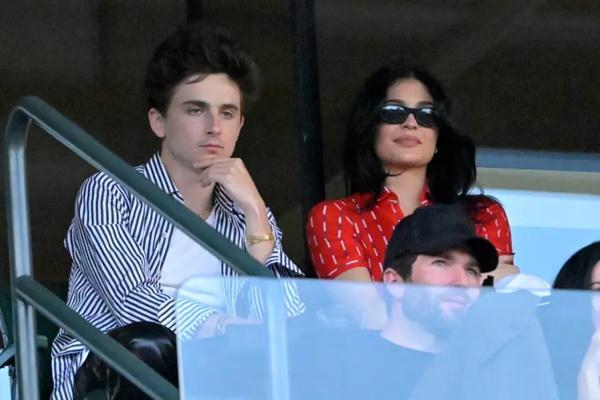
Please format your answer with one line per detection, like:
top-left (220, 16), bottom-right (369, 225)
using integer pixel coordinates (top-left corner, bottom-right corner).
top-left (343, 59), bottom-right (476, 208)
top-left (144, 23), bottom-right (261, 114)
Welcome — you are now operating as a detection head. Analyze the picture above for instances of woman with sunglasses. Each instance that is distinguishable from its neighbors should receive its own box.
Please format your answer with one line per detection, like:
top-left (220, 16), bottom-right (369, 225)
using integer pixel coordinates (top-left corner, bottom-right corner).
top-left (306, 60), bottom-right (517, 323)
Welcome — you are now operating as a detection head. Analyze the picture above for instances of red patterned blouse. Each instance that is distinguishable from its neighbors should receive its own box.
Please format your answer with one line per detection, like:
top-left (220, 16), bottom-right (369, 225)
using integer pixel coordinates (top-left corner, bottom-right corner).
top-left (306, 187), bottom-right (513, 281)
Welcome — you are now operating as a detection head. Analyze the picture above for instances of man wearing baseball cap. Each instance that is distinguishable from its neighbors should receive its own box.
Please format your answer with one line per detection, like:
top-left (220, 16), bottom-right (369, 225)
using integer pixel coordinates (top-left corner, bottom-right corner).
top-left (300, 204), bottom-right (556, 399)
top-left (365, 204), bottom-right (559, 400)
top-left (341, 203), bottom-right (500, 399)
top-left (301, 204), bottom-right (500, 400)
top-left (380, 203), bottom-right (498, 348)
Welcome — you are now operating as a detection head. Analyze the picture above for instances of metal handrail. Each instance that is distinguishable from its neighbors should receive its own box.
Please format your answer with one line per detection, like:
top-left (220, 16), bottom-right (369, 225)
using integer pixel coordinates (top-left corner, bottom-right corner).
top-left (4, 96), bottom-right (272, 399)
top-left (16, 277), bottom-right (179, 400)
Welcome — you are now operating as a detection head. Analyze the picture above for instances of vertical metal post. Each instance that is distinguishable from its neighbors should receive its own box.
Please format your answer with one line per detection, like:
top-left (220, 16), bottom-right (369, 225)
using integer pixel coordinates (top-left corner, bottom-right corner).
top-left (5, 109), bottom-right (40, 400)
top-left (265, 282), bottom-right (291, 400)
top-left (290, 0), bottom-right (325, 224)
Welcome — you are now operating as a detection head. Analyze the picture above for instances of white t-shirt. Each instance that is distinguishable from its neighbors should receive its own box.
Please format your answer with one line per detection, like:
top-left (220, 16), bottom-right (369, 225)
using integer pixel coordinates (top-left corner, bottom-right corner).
top-left (160, 209), bottom-right (225, 309)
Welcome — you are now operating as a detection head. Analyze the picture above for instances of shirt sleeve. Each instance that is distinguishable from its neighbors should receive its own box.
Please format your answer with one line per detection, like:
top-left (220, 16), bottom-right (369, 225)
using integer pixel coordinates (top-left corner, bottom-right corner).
top-left (471, 197), bottom-right (514, 256)
top-left (69, 174), bottom-right (216, 339)
top-left (306, 201), bottom-right (370, 279)
top-left (264, 207), bottom-right (304, 277)
top-left (263, 208), bottom-right (306, 317)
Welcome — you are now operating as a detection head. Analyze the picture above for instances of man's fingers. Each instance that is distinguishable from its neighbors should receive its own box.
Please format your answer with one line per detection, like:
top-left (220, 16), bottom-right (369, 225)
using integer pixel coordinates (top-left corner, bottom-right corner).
top-left (198, 167), bottom-right (218, 187)
top-left (199, 164), bottom-right (233, 187)
top-left (199, 178), bottom-right (213, 188)
top-left (194, 157), bottom-right (238, 170)
top-left (198, 173), bottom-right (213, 187)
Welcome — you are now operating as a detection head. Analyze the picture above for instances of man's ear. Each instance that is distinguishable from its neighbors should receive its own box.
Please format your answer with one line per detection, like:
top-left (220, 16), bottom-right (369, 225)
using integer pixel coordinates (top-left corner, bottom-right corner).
top-left (235, 115), bottom-right (245, 139)
top-left (383, 268), bottom-right (404, 284)
top-left (148, 108), bottom-right (166, 139)
top-left (383, 268), bottom-right (406, 299)
top-left (229, 115), bottom-right (245, 151)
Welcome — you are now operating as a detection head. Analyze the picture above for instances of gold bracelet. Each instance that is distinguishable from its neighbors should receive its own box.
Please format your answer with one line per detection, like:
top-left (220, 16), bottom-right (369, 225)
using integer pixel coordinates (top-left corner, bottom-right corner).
top-left (246, 231), bottom-right (274, 246)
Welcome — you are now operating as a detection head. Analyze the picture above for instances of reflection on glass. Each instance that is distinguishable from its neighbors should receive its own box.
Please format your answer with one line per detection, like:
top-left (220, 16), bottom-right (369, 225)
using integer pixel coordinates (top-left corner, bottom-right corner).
top-left (578, 293), bottom-right (600, 400)
top-left (175, 277), bottom-right (598, 400)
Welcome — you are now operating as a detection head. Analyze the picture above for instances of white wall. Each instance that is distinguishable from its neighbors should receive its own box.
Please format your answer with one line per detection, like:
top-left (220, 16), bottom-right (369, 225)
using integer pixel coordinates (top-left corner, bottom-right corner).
top-left (486, 188), bottom-right (600, 284)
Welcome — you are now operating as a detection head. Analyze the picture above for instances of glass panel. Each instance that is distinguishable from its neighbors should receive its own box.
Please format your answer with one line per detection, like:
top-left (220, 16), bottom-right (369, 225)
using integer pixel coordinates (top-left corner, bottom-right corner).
top-left (484, 187), bottom-right (600, 283)
top-left (176, 277), bottom-right (599, 400)
top-left (0, 369), bottom-right (9, 399)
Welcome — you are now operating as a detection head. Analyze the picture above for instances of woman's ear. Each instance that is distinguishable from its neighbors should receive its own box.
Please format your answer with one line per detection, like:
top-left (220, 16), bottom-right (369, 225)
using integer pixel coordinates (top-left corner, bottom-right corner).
top-left (148, 108), bottom-right (166, 139)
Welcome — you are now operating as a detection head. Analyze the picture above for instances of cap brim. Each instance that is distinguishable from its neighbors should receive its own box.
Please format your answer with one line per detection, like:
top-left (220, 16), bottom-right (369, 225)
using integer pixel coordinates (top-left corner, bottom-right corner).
top-left (413, 235), bottom-right (499, 274)
top-left (466, 237), bottom-right (499, 274)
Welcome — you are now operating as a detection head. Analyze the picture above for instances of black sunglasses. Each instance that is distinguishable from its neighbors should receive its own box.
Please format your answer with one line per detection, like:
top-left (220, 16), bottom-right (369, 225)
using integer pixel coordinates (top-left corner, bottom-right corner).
top-left (379, 103), bottom-right (440, 128)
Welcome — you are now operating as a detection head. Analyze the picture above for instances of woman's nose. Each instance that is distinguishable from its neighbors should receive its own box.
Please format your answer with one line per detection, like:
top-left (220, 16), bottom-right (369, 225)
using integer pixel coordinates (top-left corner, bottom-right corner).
top-left (402, 112), bottom-right (418, 128)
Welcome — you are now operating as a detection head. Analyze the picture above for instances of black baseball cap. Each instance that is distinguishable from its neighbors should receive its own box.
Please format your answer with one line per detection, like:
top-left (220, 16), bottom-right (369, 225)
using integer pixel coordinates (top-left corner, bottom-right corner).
top-left (383, 204), bottom-right (499, 273)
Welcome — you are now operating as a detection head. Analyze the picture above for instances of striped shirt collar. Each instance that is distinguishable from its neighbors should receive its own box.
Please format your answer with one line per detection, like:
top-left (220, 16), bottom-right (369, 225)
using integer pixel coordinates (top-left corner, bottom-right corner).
top-left (145, 152), bottom-right (241, 215)
top-left (145, 153), bottom-right (179, 197)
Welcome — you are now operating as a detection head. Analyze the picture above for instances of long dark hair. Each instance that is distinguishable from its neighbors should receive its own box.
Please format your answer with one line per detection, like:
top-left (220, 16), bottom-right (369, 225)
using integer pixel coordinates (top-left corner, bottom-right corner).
top-left (343, 59), bottom-right (476, 207)
top-left (553, 241), bottom-right (600, 289)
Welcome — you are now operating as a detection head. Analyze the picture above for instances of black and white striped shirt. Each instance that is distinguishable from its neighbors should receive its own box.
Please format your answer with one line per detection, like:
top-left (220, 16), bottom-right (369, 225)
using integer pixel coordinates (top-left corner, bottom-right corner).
top-left (50, 153), bottom-right (305, 399)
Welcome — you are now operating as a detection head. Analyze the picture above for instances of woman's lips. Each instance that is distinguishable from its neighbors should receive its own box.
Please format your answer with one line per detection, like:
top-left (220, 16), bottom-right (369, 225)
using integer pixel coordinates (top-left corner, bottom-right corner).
top-left (393, 135), bottom-right (422, 146)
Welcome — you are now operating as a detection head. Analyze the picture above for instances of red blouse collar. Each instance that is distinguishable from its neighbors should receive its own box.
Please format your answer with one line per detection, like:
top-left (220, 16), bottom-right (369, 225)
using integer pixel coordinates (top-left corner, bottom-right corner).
top-left (379, 185), bottom-right (430, 204)
top-left (352, 184), bottom-right (431, 210)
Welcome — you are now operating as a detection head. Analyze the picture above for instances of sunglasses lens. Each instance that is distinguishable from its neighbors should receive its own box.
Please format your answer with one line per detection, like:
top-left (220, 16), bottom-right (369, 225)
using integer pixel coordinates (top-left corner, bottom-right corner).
top-left (379, 104), bottom-right (409, 124)
top-left (414, 109), bottom-right (437, 127)
top-left (380, 104), bottom-right (439, 127)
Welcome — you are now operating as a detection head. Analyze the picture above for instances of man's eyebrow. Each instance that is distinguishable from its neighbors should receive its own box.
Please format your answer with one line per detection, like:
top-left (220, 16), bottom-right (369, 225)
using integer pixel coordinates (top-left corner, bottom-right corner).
top-left (180, 100), bottom-right (239, 112)
top-left (220, 103), bottom-right (240, 111)
top-left (181, 100), bottom-right (208, 107)
top-left (437, 251), bottom-right (479, 266)
top-left (432, 252), bottom-right (452, 260)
